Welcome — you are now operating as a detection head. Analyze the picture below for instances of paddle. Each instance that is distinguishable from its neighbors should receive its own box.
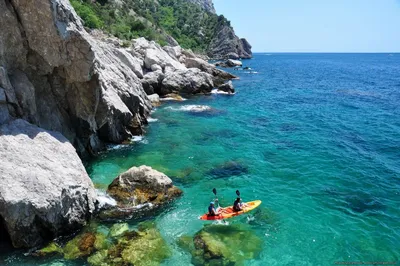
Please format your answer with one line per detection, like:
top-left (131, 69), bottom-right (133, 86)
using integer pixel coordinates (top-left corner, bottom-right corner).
top-left (236, 190), bottom-right (240, 197)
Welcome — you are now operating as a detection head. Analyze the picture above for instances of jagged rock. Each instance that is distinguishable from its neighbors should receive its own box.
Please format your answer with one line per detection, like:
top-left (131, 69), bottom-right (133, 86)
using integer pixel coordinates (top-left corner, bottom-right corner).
top-left (208, 23), bottom-right (252, 59)
top-left (0, 119), bottom-right (96, 248)
top-left (217, 81), bottom-right (235, 94)
top-left (143, 45), bottom-right (185, 71)
top-left (151, 64), bottom-right (162, 72)
top-left (162, 68), bottom-right (214, 95)
top-left (112, 48), bottom-right (144, 79)
top-left (184, 57), bottom-right (236, 86)
top-left (107, 166), bottom-right (182, 207)
top-left (163, 46), bottom-right (182, 60)
top-left (187, 0), bottom-right (216, 13)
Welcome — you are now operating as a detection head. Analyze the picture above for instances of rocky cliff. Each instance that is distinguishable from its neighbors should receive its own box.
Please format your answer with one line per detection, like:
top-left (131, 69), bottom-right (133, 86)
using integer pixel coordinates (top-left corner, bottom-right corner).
top-left (208, 20), bottom-right (253, 59)
top-left (0, 0), bottom-right (235, 248)
top-left (186, 0), bottom-right (216, 13)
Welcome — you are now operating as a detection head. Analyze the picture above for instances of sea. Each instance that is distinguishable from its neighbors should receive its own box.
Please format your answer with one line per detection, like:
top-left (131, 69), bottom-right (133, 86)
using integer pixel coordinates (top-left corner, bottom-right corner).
top-left (1, 53), bottom-right (399, 265)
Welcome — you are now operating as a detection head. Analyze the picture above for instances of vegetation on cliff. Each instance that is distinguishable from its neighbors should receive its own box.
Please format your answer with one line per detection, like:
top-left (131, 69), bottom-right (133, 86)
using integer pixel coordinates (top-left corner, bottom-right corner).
top-left (70, 0), bottom-right (232, 52)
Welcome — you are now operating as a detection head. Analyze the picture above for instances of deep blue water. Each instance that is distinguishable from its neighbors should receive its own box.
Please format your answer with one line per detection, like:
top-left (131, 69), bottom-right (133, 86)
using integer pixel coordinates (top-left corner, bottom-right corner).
top-left (2, 53), bottom-right (400, 265)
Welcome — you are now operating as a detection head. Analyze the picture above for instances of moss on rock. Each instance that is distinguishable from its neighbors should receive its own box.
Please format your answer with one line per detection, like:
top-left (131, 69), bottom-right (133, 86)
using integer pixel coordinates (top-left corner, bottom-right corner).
top-left (34, 242), bottom-right (63, 256)
top-left (87, 222), bottom-right (171, 266)
top-left (108, 223), bottom-right (129, 238)
top-left (190, 224), bottom-right (263, 266)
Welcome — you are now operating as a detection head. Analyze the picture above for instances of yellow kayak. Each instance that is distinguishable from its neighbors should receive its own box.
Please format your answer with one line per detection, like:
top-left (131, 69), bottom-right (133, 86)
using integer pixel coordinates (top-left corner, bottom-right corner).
top-left (199, 200), bottom-right (262, 220)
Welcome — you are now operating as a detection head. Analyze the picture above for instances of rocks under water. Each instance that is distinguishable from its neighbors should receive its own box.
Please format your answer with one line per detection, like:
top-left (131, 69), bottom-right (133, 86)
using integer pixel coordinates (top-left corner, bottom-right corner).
top-left (178, 224), bottom-right (262, 266)
top-left (207, 161), bottom-right (249, 178)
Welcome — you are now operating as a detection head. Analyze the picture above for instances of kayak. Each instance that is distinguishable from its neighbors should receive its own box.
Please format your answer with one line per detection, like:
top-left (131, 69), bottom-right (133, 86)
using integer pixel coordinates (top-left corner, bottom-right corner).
top-left (199, 200), bottom-right (262, 220)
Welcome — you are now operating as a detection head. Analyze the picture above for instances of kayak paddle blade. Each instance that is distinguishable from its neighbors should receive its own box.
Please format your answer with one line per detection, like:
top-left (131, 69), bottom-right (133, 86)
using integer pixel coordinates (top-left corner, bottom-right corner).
top-left (213, 188), bottom-right (217, 195)
top-left (236, 190), bottom-right (240, 197)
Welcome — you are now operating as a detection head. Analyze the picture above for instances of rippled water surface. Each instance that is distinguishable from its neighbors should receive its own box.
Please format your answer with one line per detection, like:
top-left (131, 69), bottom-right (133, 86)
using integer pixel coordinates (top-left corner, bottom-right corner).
top-left (3, 53), bottom-right (400, 265)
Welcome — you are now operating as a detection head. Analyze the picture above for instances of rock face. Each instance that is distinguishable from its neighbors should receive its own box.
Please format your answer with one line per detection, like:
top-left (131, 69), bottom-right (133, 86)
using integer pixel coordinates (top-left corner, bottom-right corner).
top-left (107, 166), bottom-right (182, 207)
top-left (187, 0), bottom-right (216, 13)
top-left (208, 22), bottom-right (253, 59)
top-left (0, 0), bottom-right (152, 157)
top-left (0, 119), bottom-right (96, 248)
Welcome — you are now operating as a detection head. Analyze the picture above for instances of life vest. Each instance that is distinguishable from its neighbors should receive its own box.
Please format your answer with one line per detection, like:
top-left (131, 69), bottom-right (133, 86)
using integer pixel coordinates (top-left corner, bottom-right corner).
top-left (208, 205), bottom-right (215, 216)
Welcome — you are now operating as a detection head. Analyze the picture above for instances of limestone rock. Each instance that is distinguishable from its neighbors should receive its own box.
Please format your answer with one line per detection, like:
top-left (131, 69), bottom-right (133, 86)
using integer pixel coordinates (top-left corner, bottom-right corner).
top-left (162, 69), bottom-right (214, 95)
top-left (141, 71), bottom-right (165, 95)
top-left (217, 81), bottom-right (235, 94)
top-left (107, 166), bottom-right (182, 207)
top-left (184, 57), bottom-right (237, 86)
top-left (163, 46), bottom-right (182, 60)
top-left (0, 0), bottom-right (152, 156)
top-left (208, 23), bottom-right (252, 59)
top-left (187, 0), bottom-right (216, 13)
top-left (147, 94), bottom-right (161, 107)
top-left (0, 119), bottom-right (96, 248)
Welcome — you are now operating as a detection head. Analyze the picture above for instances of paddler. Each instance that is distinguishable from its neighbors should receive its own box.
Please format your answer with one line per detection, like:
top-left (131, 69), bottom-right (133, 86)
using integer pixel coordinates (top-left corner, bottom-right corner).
top-left (233, 197), bottom-right (248, 212)
top-left (208, 202), bottom-right (221, 216)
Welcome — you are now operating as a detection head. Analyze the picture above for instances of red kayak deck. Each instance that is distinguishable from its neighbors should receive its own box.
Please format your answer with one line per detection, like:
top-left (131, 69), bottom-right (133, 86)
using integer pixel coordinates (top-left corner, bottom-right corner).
top-left (199, 200), bottom-right (262, 220)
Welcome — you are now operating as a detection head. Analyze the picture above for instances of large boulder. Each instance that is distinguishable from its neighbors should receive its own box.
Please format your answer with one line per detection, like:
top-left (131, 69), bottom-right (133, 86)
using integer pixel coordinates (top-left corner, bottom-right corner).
top-left (0, 119), bottom-right (96, 248)
top-left (0, 88), bottom-right (9, 124)
top-left (107, 166), bottom-right (182, 207)
top-left (162, 68), bottom-right (214, 95)
top-left (141, 70), bottom-right (165, 95)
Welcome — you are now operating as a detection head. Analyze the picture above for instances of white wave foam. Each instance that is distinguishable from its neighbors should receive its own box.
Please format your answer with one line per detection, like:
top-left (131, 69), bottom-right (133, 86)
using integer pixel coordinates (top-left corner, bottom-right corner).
top-left (107, 144), bottom-right (126, 151)
top-left (96, 190), bottom-right (117, 209)
top-left (160, 97), bottom-right (187, 101)
top-left (166, 105), bottom-right (212, 112)
top-left (211, 89), bottom-right (236, 95)
top-left (131, 136), bottom-right (144, 142)
top-left (147, 117), bottom-right (158, 122)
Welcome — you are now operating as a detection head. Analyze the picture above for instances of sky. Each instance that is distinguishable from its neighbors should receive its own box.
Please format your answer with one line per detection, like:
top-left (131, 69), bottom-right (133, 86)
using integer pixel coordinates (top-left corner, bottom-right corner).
top-left (213, 0), bottom-right (400, 52)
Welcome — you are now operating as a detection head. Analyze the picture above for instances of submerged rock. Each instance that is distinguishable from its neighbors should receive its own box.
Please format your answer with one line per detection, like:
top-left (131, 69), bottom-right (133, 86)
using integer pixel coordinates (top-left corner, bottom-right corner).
top-left (207, 161), bottom-right (249, 178)
top-left (180, 224), bottom-right (262, 266)
top-left (88, 222), bottom-right (170, 266)
top-left (63, 232), bottom-right (97, 260)
top-left (108, 223), bottom-right (130, 238)
top-left (34, 242), bottom-right (63, 257)
top-left (0, 119), bottom-right (96, 248)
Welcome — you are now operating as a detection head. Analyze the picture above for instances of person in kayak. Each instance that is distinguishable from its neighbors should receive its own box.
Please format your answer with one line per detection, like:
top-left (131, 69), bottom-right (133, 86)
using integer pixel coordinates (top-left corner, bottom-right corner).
top-left (233, 197), bottom-right (248, 212)
top-left (208, 202), bottom-right (221, 216)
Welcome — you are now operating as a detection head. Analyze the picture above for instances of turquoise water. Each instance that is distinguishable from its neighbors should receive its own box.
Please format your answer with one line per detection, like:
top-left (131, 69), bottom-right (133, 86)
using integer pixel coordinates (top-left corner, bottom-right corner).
top-left (2, 53), bottom-right (400, 265)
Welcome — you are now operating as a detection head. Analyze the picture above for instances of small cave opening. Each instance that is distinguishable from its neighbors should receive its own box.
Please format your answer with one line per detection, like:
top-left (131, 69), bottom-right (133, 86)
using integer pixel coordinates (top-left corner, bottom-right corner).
top-left (0, 215), bottom-right (13, 251)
